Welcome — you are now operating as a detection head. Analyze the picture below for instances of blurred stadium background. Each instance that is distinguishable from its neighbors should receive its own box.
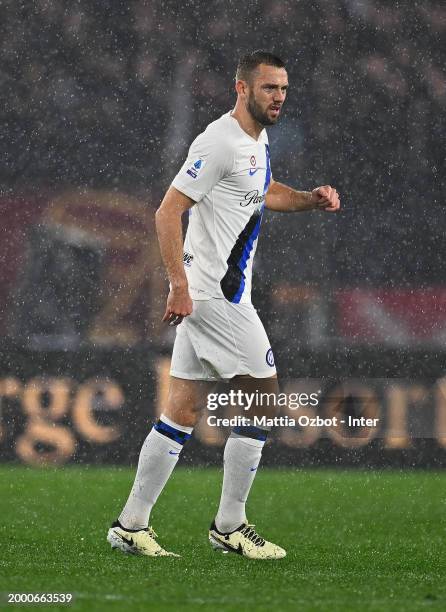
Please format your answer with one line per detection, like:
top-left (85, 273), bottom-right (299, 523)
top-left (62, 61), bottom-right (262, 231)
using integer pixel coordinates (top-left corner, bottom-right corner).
top-left (1, 0), bottom-right (445, 468)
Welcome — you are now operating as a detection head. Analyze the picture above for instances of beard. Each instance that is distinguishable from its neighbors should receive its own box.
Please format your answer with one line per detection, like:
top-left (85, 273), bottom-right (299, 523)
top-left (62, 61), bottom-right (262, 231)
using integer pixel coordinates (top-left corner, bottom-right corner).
top-left (247, 93), bottom-right (279, 126)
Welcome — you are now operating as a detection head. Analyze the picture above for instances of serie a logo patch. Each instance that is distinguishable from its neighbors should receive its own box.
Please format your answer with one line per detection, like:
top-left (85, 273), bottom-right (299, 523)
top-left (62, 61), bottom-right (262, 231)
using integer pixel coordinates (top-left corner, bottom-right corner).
top-left (186, 158), bottom-right (206, 179)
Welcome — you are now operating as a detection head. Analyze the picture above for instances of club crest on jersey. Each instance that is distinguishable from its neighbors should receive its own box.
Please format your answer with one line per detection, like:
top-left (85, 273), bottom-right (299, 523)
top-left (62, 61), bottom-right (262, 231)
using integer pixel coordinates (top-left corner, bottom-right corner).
top-left (186, 158), bottom-right (206, 179)
top-left (250, 155), bottom-right (256, 166)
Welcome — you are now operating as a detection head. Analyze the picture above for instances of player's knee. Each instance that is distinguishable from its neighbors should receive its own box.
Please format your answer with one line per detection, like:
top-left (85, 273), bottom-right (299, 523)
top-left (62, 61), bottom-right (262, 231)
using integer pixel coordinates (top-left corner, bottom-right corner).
top-left (163, 406), bottom-right (200, 428)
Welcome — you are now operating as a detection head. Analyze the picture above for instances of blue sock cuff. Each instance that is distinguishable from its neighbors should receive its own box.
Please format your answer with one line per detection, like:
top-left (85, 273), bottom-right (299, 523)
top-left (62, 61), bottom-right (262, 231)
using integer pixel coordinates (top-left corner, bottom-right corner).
top-left (153, 419), bottom-right (192, 445)
top-left (232, 425), bottom-right (268, 442)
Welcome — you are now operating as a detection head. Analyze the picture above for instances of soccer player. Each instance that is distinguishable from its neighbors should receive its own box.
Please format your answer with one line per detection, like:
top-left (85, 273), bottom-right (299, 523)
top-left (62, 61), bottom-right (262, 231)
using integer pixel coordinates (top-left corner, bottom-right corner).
top-left (107, 50), bottom-right (340, 559)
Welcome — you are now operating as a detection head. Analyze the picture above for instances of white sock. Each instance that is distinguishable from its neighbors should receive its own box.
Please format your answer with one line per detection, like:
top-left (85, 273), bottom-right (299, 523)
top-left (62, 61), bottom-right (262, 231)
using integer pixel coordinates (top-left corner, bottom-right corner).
top-left (118, 414), bottom-right (193, 530)
top-left (215, 432), bottom-right (265, 533)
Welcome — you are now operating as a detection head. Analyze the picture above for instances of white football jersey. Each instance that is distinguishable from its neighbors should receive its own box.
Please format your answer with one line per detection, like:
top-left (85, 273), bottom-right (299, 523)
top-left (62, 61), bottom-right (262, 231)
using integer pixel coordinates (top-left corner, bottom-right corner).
top-left (171, 111), bottom-right (272, 304)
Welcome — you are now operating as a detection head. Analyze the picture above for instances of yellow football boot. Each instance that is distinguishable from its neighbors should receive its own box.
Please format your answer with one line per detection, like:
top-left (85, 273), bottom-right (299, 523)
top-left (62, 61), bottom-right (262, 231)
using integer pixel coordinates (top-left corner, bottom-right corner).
top-left (107, 521), bottom-right (180, 557)
top-left (209, 522), bottom-right (286, 560)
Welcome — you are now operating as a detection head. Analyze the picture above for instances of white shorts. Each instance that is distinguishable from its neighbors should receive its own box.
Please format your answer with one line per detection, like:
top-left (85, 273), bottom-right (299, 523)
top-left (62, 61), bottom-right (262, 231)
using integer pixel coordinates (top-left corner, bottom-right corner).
top-left (170, 298), bottom-right (277, 381)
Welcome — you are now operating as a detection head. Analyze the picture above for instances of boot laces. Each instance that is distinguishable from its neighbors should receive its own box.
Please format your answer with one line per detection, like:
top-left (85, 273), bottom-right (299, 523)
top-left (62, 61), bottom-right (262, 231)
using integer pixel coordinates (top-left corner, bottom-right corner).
top-left (240, 524), bottom-right (265, 547)
top-left (146, 526), bottom-right (158, 539)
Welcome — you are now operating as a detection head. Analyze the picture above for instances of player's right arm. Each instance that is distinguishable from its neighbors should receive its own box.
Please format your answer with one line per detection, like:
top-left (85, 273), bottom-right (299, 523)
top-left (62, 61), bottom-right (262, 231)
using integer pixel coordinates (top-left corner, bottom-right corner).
top-left (155, 186), bottom-right (195, 325)
top-left (158, 126), bottom-right (233, 325)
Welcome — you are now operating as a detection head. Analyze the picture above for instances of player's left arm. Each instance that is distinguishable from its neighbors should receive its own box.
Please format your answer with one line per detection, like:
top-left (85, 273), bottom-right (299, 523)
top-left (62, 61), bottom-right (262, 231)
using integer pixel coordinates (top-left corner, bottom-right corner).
top-left (265, 178), bottom-right (340, 212)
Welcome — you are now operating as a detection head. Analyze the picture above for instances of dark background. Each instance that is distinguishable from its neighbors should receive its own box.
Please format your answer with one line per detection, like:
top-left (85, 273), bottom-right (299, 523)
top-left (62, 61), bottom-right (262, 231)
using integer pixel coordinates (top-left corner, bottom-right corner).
top-left (1, 0), bottom-right (445, 464)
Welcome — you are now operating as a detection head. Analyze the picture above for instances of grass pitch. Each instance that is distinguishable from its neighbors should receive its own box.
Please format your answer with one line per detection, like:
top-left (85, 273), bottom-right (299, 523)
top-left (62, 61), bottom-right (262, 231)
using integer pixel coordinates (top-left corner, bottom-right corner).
top-left (1, 466), bottom-right (446, 611)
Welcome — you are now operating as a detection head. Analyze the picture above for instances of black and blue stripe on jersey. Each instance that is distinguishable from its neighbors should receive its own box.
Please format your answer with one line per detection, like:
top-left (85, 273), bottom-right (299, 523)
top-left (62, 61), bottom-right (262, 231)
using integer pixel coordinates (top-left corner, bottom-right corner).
top-left (220, 144), bottom-right (271, 303)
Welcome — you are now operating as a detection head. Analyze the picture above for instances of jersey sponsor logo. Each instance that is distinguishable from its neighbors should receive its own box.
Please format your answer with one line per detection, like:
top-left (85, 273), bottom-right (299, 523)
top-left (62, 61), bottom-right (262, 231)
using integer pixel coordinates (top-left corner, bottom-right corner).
top-left (249, 168), bottom-right (259, 176)
top-left (186, 158), bottom-right (206, 179)
top-left (240, 189), bottom-right (265, 207)
top-left (266, 348), bottom-right (275, 367)
top-left (183, 252), bottom-right (194, 267)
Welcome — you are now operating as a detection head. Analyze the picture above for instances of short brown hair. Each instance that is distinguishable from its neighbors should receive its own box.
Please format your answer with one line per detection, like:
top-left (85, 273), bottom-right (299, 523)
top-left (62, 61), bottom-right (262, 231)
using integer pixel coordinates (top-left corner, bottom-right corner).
top-left (236, 50), bottom-right (286, 82)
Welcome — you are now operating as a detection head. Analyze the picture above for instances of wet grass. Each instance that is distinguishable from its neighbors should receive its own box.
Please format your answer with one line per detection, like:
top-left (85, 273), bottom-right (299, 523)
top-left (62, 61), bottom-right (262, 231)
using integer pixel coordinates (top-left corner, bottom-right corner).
top-left (1, 466), bottom-right (446, 611)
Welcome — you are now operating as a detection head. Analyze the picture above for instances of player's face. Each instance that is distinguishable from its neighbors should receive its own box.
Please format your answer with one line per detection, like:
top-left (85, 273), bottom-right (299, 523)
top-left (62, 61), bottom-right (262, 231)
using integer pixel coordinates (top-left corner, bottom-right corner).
top-left (246, 65), bottom-right (288, 126)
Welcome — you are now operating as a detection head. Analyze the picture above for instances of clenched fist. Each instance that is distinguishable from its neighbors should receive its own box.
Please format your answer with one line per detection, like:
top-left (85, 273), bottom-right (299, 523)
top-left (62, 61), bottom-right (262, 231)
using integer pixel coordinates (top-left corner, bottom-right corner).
top-left (311, 185), bottom-right (340, 212)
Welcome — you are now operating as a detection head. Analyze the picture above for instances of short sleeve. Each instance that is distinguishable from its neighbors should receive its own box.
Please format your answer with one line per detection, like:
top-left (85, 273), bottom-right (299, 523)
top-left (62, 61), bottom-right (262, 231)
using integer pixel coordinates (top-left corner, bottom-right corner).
top-left (171, 130), bottom-right (233, 202)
